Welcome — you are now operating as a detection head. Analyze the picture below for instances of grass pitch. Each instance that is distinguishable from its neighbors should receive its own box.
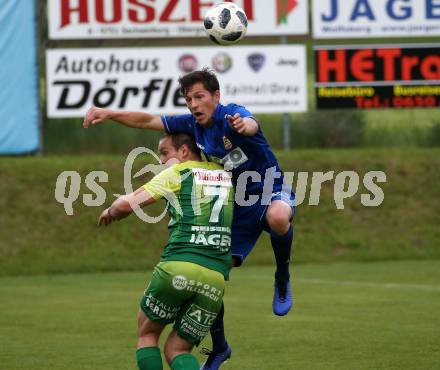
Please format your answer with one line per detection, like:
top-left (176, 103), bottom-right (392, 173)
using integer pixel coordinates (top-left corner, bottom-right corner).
top-left (1, 260), bottom-right (439, 370)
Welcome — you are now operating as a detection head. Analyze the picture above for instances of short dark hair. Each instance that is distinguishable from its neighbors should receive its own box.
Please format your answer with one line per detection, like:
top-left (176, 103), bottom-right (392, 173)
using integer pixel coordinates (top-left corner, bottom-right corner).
top-left (178, 67), bottom-right (220, 96)
top-left (161, 133), bottom-right (201, 157)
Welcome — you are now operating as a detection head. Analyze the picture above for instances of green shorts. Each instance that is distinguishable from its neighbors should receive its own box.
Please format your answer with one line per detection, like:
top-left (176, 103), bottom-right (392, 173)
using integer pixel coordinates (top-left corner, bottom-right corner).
top-left (140, 261), bottom-right (225, 345)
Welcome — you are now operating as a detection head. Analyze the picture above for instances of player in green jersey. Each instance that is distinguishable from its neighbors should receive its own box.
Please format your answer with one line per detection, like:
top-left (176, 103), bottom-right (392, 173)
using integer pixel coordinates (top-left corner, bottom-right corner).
top-left (98, 133), bottom-right (234, 370)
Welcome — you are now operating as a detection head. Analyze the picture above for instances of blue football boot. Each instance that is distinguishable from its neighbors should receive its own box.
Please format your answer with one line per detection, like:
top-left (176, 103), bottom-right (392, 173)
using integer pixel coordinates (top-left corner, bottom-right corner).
top-left (273, 279), bottom-right (293, 316)
top-left (200, 344), bottom-right (232, 370)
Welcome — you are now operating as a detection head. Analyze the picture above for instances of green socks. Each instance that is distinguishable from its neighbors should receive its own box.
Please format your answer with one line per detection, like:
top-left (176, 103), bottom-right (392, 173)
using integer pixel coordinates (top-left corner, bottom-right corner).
top-left (136, 347), bottom-right (198, 370)
top-left (170, 353), bottom-right (199, 370)
top-left (136, 347), bottom-right (163, 370)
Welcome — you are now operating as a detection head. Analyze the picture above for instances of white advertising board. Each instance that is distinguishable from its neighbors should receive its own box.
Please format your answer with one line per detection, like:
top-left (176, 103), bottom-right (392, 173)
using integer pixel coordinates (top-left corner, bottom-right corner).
top-left (46, 45), bottom-right (307, 117)
top-left (313, 0), bottom-right (440, 39)
top-left (48, 0), bottom-right (308, 39)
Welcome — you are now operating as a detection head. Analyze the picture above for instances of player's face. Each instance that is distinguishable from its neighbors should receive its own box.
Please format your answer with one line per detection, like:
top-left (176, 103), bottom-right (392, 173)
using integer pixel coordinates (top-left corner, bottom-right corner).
top-left (184, 82), bottom-right (220, 126)
top-left (158, 136), bottom-right (182, 164)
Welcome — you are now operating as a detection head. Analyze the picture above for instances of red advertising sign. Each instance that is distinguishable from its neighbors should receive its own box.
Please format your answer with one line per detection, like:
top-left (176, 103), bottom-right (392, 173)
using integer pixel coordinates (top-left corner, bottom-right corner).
top-left (48, 0), bottom-right (308, 39)
top-left (315, 44), bottom-right (440, 109)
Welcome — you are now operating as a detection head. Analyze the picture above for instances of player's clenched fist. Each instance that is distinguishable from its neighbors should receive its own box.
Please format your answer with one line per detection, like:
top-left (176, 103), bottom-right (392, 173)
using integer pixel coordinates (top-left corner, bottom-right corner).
top-left (83, 106), bottom-right (113, 128)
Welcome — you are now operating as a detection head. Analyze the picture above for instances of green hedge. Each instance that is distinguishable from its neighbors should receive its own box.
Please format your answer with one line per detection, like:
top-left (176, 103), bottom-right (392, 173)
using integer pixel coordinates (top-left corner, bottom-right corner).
top-left (1, 148), bottom-right (439, 276)
top-left (44, 109), bottom-right (440, 154)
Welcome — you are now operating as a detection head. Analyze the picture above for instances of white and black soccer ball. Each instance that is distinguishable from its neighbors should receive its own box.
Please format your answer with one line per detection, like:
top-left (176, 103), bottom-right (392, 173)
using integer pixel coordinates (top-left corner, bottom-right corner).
top-left (203, 2), bottom-right (248, 46)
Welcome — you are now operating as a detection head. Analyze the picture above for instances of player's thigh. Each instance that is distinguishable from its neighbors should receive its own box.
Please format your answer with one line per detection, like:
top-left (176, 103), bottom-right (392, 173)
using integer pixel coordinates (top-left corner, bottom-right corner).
top-left (231, 203), bottom-right (266, 265)
top-left (173, 266), bottom-right (225, 346)
top-left (231, 223), bottom-right (263, 265)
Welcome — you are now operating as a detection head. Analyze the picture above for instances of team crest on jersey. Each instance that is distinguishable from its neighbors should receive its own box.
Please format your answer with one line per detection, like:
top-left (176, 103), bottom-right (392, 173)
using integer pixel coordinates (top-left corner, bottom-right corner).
top-left (222, 136), bottom-right (233, 150)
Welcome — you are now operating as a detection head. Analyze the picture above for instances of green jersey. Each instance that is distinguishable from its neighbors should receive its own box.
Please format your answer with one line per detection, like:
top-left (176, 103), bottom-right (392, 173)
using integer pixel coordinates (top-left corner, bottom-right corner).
top-left (143, 161), bottom-right (234, 279)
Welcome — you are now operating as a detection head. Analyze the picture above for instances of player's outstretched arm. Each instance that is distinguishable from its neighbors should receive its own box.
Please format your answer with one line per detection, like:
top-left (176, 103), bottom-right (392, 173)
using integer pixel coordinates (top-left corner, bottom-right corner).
top-left (98, 187), bottom-right (156, 227)
top-left (83, 106), bottom-right (165, 131)
top-left (226, 113), bottom-right (259, 136)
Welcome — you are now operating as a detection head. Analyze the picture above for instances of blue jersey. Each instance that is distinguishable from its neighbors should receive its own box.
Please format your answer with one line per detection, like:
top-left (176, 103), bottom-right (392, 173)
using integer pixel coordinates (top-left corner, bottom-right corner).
top-left (162, 103), bottom-right (284, 196)
top-left (162, 103), bottom-right (295, 262)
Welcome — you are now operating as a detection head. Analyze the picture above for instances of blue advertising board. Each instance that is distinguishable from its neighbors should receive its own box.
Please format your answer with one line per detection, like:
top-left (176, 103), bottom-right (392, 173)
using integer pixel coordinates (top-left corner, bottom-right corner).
top-left (0, 0), bottom-right (39, 154)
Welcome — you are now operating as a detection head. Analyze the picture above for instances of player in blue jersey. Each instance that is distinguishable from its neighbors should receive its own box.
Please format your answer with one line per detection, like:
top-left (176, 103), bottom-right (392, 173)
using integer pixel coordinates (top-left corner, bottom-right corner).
top-left (83, 68), bottom-right (295, 370)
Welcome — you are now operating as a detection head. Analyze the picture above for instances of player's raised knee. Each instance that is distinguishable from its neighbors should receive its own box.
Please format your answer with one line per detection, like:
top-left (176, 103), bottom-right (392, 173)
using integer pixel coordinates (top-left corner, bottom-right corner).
top-left (266, 204), bottom-right (291, 235)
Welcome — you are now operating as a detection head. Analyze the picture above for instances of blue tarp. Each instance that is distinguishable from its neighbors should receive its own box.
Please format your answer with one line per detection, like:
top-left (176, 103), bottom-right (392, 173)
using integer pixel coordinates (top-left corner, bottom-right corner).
top-left (0, 0), bottom-right (39, 154)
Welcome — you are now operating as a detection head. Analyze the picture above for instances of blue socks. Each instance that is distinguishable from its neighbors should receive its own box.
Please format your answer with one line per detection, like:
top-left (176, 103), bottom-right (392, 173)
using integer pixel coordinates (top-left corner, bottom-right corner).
top-left (271, 224), bottom-right (293, 282)
top-left (209, 303), bottom-right (227, 352)
top-left (208, 226), bottom-right (292, 352)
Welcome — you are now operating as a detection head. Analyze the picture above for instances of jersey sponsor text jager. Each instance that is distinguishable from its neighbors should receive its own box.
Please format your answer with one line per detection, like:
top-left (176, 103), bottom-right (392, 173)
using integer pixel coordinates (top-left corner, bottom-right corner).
top-left (143, 161), bottom-right (234, 279)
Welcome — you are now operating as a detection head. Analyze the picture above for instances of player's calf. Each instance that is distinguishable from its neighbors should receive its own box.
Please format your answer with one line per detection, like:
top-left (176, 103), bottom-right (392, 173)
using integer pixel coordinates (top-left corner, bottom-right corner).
top-left (266, 201), bottom-right (294, 316)
top-left (165, 331), bottom-right (198, 370)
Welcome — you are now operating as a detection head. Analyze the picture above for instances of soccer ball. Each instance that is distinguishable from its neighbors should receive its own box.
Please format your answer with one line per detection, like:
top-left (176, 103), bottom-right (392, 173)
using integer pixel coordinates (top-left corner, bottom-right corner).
top-left (203, 2), bottom-right (248, 46)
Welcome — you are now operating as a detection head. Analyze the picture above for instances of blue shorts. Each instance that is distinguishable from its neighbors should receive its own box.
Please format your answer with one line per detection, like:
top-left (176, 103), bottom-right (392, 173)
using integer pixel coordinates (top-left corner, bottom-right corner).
top-left (231, 189), bottom-right (295, 265)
